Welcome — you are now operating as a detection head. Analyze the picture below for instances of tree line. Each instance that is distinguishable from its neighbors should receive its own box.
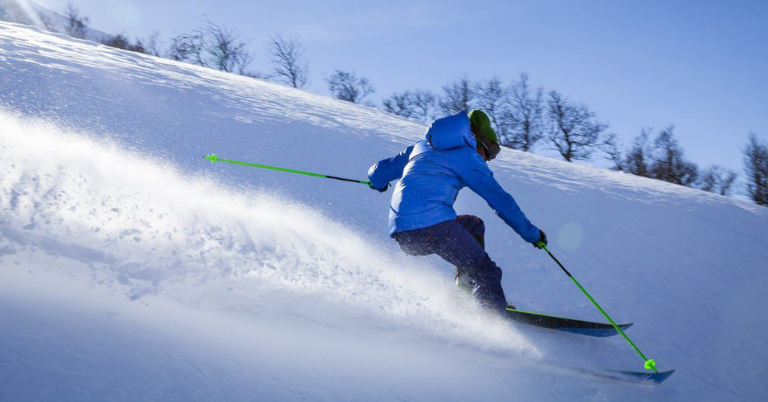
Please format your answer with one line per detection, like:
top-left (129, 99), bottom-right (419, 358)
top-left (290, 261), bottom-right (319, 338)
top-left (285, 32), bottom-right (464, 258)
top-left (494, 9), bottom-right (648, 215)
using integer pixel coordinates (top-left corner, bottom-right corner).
top-left (381, 74), bottom-right (766, 205)
top-left (24, 4), bottom-right (768, 207)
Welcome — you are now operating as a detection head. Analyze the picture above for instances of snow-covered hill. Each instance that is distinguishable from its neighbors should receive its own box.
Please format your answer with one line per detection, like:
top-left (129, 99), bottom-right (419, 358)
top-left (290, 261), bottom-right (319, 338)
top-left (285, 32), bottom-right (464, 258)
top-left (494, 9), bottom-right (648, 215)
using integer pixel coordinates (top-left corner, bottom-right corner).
top-left (1, 22), bottom-right (767, 401)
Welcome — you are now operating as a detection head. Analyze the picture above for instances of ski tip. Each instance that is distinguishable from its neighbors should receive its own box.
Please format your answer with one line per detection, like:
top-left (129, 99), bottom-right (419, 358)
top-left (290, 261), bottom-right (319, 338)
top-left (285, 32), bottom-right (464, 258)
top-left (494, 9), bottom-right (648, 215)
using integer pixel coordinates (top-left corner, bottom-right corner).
top-left (204, 154), bottom-right (217, 163)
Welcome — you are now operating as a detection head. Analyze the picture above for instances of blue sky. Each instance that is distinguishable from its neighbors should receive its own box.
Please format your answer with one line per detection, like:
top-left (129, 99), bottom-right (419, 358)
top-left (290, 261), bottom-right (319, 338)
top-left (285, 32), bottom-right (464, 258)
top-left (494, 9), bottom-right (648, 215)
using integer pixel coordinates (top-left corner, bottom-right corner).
top-left (36, 0), bottom-right (768, 176)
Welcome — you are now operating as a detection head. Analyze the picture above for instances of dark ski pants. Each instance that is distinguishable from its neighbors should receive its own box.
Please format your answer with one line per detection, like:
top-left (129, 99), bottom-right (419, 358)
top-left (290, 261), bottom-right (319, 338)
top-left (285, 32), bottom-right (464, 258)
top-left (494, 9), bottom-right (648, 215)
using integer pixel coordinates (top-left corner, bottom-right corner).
top-left (393, 215), bottom-right (507, 311)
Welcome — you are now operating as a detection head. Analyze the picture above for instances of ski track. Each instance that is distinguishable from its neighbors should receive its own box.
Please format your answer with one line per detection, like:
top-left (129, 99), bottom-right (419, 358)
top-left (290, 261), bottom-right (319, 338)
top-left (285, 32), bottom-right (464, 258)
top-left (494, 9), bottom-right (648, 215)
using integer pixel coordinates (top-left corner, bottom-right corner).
top-left (1, 22), bottom-right (768, 401)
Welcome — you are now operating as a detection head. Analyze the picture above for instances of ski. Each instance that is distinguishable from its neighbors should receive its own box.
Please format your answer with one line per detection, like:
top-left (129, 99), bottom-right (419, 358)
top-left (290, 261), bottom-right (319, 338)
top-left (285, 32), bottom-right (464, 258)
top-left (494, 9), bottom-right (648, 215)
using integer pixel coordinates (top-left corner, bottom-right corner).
top-left (505, 307), bottom-right (633, 337)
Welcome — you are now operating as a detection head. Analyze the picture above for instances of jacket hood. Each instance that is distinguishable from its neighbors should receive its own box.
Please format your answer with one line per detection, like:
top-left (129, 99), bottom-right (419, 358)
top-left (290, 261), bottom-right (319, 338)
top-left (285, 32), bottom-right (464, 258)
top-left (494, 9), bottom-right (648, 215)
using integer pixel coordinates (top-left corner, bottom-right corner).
top-left (425, 111), bottom-right (475, 151)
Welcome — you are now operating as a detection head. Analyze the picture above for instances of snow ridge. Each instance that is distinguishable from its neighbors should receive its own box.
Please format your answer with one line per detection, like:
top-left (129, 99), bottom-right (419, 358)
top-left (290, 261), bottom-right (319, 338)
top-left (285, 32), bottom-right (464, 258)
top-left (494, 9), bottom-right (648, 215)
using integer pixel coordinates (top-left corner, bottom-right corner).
top-left (0, 110), bottom-right (535, 353)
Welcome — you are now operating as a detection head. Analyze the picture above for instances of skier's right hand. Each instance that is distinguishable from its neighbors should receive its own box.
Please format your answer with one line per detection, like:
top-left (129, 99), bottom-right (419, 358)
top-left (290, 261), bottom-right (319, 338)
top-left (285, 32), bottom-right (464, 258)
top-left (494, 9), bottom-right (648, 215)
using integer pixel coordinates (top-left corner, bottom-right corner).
top-left (533, 229), bottom-right (547, 249)
top-left (369, 183), bottom-right (390, 193)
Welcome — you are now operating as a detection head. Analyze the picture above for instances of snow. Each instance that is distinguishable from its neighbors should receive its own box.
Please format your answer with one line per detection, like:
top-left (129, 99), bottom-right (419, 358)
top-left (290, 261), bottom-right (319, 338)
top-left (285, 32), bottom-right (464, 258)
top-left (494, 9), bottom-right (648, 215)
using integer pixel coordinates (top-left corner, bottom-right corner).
top-left (1, 22), bottom-right (767, 401)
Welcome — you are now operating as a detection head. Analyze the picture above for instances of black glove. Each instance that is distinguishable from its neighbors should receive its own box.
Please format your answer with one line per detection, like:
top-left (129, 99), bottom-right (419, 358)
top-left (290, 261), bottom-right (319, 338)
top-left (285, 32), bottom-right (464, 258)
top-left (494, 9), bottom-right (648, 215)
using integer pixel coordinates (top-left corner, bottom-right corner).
top-left (369, 183), bottom-right (390, 193)
top-left (533, 229), bottom-right (547, 249)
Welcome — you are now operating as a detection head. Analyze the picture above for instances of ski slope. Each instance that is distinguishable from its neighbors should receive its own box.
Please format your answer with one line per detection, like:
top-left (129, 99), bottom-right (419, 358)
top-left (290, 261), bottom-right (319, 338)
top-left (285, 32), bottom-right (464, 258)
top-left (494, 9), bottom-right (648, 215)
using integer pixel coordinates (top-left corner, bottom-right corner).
top-left (1, 22), bottom-right (767, 401)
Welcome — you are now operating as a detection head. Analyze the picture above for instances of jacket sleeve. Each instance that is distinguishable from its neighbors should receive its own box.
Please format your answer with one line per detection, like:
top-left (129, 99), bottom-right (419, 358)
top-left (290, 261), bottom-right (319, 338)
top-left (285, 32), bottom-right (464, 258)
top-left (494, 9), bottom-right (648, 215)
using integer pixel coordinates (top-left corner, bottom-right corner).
top-left (367, 145), bottom-right (414, 190)
top-left (458, 155), bottom-right (541, 243)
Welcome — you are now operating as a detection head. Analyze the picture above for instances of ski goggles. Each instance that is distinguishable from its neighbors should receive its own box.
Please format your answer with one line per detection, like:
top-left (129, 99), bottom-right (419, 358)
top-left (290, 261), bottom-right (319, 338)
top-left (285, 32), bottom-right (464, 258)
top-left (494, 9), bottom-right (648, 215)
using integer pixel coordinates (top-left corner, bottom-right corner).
top-left (471, 127), bottom-right (501, 160)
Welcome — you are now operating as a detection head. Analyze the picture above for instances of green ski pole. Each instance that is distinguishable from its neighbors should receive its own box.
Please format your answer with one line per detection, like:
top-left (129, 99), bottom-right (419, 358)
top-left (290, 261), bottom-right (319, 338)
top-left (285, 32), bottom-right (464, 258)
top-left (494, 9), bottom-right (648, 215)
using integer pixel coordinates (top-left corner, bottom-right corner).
top-left (535, 242), bottom-right (659, 373)
top-left (204, 154), bottom-right (372, 186)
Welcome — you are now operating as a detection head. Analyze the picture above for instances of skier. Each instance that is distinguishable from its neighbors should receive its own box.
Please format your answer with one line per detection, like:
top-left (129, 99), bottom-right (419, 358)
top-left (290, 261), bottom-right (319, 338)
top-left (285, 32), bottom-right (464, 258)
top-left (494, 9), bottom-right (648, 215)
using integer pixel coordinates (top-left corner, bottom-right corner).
top-left (367, 110), bottom-right (547, 312)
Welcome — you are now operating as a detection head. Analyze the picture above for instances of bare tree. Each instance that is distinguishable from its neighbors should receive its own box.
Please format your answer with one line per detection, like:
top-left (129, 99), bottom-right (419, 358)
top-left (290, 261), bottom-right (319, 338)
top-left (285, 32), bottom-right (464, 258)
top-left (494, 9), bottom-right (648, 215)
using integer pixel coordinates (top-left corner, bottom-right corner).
top-left (167, 31), bottom-right (206, 65)
top-left (601, 133), bottom-right (624, 171)
top-left (144, 30), bottom-right (162, 57)
top-left (166, 19), bottom-right (252, 75)
top-left (326, 70), bottom-right (375, 104)
top-left (103, 34), bottom-right (130, 49)
top-left (624, 128), bottom-right (653, 177)
top-left (382, 90), bottom-right (437, 123)
top-left (475, 76), bottom-right (507, 140)
top-left (268, 35), bottom-right (308, 88)
top-left (438, 76), bottom-right (474, 115)
top-left (205, 19), bottom-right (251, 74)
top-left (383, 91), bottom-right (417, 120)
top-left (649, 126), bottom-right (698, 186)
top-left (699, 165), bottom-right (737, 196)
top-left (545, 90), bottom-right (608, 162)
top-left (743, 133), bottom-right (768, 206)
top-left (411, 90), bottom-right (438, 123)
top-left (64, 3), bottom-right (89, 39)
top-left (102, 34), bottom-right (146, 53)
top-left (502, 73), bottom-right (544, 151)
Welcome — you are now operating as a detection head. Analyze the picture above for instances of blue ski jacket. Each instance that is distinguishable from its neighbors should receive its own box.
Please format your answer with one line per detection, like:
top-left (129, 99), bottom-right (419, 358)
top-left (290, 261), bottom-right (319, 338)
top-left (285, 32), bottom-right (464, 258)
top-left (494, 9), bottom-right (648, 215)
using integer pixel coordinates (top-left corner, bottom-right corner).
top-left (368, 111), bottom-right (541, 243)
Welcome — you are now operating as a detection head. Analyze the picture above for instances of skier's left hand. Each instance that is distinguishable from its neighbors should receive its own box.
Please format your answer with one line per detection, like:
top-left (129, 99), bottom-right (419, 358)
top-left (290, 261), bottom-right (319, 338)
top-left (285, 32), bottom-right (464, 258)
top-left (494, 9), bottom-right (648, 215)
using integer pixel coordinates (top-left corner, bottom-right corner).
top-left (369, 183), bottom-right (390, 193)
top-left (533, 229), bottom-right (547, 249)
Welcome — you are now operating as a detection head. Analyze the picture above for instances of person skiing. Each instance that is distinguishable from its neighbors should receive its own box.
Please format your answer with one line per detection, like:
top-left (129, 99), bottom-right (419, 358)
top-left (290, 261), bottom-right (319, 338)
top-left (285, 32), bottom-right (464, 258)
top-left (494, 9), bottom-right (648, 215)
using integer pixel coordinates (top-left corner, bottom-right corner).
top-left (367, 109), bottom-right (547, 313)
